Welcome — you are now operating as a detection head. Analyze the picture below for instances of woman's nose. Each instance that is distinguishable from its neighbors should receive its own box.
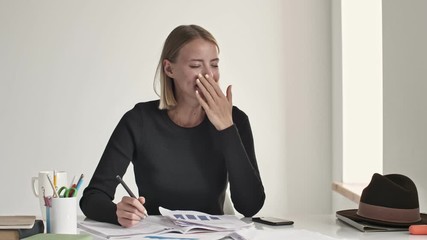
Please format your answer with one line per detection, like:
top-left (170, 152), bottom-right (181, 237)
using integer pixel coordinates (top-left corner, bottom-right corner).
top-left (200, 64), bottom-right (219, 81)
top-left (201, 67), bottom-right (213, 77)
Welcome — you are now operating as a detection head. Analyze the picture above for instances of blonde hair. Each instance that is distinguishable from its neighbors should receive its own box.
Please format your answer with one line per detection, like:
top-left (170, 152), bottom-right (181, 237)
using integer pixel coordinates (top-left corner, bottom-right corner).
top-left (154, 25), bottom-right (219, 110)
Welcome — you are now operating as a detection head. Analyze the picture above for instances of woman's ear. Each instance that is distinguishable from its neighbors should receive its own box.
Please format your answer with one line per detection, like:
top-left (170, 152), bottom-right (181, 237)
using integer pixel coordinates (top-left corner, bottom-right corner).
top-left (163, 59), bottom-right (174, 78)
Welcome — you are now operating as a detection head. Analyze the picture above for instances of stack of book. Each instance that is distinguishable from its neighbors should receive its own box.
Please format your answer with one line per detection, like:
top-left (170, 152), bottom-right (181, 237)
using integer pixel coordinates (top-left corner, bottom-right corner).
top-left (0, 215), bottom-right (44, 239)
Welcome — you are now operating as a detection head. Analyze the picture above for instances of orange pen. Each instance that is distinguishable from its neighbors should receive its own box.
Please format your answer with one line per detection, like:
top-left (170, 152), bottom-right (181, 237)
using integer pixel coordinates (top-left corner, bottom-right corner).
top-left (409, 225), bottom-right (427, 235)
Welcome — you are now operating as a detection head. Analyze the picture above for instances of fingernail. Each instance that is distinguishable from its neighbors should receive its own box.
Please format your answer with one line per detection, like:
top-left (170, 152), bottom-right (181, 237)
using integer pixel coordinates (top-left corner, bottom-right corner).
top-left (196, 78), bottom-right (200, 83)
top-left (205, 74), bottom-right (209, 78)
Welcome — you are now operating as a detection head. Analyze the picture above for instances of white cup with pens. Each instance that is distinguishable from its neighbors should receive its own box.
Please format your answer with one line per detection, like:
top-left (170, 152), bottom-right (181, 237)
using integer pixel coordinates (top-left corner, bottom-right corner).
top-left (50, 197), bottom-right (77, 234)
top-left (31, 171), bottom-right (68, 220)
top-left (48, 173), bottom-right (84, 234)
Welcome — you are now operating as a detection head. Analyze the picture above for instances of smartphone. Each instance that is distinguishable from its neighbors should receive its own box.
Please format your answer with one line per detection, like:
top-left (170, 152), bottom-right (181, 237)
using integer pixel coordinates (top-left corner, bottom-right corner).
top-left (252, 217), bottom-right (294, 226)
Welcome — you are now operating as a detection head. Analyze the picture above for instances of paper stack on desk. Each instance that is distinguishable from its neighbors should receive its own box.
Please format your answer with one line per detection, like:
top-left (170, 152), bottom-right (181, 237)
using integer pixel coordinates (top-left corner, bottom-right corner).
top-left (78, 207), bottom-right (252, 239)
top-left (159, 207), bottom-right (251, 232)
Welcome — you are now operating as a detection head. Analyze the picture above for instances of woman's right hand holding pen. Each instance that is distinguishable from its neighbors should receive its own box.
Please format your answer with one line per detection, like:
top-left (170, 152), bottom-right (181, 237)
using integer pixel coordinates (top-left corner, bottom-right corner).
top-left (116, 196), bottom-right (147, 228)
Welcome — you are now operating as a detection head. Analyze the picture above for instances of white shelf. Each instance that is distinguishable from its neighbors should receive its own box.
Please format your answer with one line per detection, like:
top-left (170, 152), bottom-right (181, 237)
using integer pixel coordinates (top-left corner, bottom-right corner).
top-left (331, 182), bottom-right (367, 204)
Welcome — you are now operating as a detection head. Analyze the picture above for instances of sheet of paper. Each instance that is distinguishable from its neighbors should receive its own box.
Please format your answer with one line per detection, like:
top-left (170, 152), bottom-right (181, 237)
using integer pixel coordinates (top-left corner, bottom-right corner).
top-left (159, 207), bottom-right (253, 232)
top-left (78, 208), bottom-right (253, 239)
top-left (228, 228), bottom-right (339, 240)
top-left (78, 217), bottom-right (177, 239)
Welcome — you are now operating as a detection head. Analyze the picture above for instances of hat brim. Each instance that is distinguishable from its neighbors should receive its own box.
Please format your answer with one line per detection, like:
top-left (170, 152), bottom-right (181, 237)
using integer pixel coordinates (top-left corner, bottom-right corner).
top-left (337, 209), bottom-right (427, 227)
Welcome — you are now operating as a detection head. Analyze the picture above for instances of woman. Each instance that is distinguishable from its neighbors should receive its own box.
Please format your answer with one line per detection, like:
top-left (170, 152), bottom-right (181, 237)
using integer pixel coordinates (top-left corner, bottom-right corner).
top-left (80, 24), bottom-right (265, 228)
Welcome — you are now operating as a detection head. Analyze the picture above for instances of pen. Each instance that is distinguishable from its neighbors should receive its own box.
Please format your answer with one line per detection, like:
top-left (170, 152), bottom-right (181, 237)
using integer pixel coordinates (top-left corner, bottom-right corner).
top-left (46, 174), bottom-right (58, 198)
top-left (53, 170), bottom-right (57, 189)
top-left (67, 175), bottom-right (78, 197)
top-left (116, 175), bottom-right (148, 217)
top-left (116, 175), bottom-right (136, 198)
top-left (70, 176), bottom-right (76, 188)
top-left (75, 173), bottom-right (84, 191)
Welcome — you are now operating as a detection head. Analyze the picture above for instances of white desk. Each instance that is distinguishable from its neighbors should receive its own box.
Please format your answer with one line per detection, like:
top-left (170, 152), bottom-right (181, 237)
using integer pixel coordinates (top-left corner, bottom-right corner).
top-left (272, 214), bottom-right (424, 240)
top-left (81, 215), bottom-right (425, 240)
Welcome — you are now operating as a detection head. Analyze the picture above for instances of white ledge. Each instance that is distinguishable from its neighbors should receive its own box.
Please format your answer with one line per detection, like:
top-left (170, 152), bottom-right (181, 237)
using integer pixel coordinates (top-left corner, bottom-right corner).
top-left (332, 182), bottom-right (367, 204)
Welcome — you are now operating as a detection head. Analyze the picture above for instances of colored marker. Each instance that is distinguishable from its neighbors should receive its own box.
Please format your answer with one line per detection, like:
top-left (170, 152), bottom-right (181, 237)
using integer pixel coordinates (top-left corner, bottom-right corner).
top-left (410, 225), bottom-right (427, 235)
top-left (53, 170), bottom-right (57, 189)
top-left (75, 174), bottom-right (84, 191)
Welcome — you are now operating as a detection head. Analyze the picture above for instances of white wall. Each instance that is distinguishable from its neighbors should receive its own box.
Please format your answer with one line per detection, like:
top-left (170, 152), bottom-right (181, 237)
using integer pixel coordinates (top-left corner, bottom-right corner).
top-left (0, 0), bottom-right (332, 217)
top-left (383, 0), bottom-right (427, 213)
top-left (332, 0), bottom-right (383, 212)
top-left (331, 0), bottom-right (427, 213)
top-left (280, 1), bottom-right (332, 214)
top-left (341, 0), bottom-right (383, 184)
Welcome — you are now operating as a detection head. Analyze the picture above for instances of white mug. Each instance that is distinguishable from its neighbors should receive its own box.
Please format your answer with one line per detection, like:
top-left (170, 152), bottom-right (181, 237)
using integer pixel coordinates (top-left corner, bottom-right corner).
top-left (31, 171), bottom-right (68, 220)
top-left (50, 197), bottom-right (77, 234)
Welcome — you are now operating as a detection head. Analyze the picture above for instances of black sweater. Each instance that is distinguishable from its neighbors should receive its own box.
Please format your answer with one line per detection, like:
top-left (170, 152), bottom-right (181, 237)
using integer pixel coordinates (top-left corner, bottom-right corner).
top-left (80, 100), bottom-right (265, 225)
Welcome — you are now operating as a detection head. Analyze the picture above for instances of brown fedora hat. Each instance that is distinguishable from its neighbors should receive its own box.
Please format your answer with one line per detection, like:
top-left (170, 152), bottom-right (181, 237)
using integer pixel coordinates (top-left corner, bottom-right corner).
top-left (337, 173), bottom-right (427, 227)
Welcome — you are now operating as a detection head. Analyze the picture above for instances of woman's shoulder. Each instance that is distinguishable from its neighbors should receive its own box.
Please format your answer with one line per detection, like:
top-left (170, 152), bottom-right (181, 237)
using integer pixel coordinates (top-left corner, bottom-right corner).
top-left (232, 105), bottom-right (249, 123)
top-left (122, 100), bottom-right (160, 120)
top-left (133, 100), bottom-right (160, 112)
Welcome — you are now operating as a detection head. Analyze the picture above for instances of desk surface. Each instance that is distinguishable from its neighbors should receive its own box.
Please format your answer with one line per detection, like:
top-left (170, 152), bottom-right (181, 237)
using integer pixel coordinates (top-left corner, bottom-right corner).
top-left (261, 214), bottom-right (423, 240)
top-left (81, 215), bottom-right (423, 240)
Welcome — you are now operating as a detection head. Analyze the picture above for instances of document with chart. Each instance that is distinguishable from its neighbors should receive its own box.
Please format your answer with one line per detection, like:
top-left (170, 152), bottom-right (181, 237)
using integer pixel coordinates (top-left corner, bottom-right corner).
top-left (78, 207), bottom-right (252, 239)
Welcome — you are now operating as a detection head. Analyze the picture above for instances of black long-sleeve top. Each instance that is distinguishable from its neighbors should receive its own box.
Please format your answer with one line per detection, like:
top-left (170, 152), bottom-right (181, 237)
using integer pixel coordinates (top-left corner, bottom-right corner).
top-left (80, 100), bottom-right (265, 225)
